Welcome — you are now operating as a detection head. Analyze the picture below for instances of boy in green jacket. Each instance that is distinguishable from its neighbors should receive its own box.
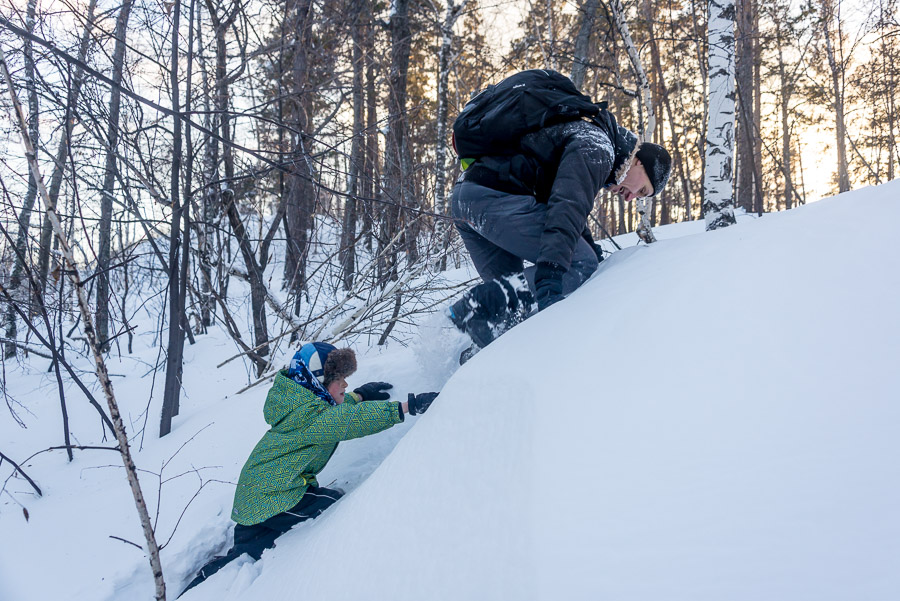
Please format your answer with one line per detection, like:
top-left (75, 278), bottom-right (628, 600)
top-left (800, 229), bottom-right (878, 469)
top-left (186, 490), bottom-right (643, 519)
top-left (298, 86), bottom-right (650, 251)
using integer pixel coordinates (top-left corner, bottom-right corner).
top-left (181, 342), bottom-right (438, 595)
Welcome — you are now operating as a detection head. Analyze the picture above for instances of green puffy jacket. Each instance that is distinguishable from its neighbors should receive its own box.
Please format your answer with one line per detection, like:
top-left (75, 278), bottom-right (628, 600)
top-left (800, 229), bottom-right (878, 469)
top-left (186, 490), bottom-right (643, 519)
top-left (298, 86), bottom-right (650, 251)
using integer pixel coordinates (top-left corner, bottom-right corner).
top-left (231, 370), bottom-right (404, 526)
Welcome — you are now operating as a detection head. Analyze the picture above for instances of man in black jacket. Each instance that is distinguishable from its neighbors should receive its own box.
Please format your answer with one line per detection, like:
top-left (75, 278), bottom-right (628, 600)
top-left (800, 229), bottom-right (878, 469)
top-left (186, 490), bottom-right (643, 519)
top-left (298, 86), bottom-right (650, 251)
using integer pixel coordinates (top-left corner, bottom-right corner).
top-left (448, 109), bottom-right (671, 354)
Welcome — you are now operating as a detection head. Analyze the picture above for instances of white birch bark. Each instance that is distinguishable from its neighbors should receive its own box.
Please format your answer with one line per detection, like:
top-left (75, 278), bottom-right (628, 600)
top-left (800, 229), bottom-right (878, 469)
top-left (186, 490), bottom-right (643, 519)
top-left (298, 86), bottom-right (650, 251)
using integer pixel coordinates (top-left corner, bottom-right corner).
top-left (609, 0), bottom-right (657, 243)
top-left (703, 0), bottom-right (738, 230)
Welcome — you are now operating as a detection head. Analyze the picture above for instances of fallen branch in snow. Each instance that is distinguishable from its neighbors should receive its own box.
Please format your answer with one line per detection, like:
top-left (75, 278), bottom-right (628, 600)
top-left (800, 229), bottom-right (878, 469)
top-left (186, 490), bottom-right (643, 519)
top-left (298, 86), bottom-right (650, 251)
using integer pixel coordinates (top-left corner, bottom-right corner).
top-left (0, 449), bottom-right (42, 497)
top-left (0, 338), bottom-right (54, 360)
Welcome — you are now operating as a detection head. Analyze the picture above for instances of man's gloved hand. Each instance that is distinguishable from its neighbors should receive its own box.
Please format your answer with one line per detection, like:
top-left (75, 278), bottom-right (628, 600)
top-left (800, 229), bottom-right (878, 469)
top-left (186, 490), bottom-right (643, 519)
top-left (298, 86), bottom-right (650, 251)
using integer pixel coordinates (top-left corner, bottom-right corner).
top-left (534, 262), bottom-right (566, 311)
top-left (408, 392), bottom-right (439, 416)
top-left (353, 382), bottom-right (393, 401)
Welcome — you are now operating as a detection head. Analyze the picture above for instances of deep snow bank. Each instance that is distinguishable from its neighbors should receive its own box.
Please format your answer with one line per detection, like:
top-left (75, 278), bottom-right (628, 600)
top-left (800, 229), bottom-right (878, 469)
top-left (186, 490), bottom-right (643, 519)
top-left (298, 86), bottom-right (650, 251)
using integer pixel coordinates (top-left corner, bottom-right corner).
top-left (187, 186), bottom-right (900, 601)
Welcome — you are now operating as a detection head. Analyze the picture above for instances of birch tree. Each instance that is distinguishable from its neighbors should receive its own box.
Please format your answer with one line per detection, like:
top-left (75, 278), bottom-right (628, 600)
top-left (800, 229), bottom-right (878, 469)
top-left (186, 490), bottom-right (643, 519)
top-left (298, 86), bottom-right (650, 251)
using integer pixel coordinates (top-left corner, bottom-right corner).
top-left (609, 0), bottom-right (657, 243)
top-left (704, 0), bottom-right (737, 230)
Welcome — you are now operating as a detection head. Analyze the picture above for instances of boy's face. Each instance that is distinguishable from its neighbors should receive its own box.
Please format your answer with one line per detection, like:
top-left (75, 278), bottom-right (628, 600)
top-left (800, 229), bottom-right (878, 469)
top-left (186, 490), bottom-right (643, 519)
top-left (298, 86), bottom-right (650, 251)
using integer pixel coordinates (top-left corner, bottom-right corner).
top-left (327, 377), bottom-right (348, 404)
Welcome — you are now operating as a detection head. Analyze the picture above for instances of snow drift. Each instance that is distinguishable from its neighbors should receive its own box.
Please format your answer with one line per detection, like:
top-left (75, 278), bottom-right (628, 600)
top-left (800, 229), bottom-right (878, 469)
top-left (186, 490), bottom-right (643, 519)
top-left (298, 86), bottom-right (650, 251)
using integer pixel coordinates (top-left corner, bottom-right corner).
top-left (187, 186), bottom-right (900, 600)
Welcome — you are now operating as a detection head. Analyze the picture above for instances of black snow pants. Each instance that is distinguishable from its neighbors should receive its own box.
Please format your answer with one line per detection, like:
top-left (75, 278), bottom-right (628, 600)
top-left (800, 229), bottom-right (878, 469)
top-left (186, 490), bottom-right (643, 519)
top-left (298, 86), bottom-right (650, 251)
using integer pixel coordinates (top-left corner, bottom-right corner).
top-left (450, 181), bottom-right (599, 296)
top-left (179, 486), bottom-right (343, 596)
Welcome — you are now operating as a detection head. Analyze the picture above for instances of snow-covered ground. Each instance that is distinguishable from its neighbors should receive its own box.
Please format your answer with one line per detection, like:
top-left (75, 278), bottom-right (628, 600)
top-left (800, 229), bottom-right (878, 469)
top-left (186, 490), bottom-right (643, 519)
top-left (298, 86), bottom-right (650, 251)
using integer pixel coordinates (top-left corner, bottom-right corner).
top-left (1, 183), bottom-right (898, 601)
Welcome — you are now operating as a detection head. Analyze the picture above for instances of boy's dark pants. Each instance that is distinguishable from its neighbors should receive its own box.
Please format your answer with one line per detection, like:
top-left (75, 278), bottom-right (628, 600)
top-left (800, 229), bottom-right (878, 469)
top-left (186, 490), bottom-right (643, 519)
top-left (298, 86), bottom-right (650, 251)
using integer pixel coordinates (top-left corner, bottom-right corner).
top-left (180, 486), bottom-right (343, 596)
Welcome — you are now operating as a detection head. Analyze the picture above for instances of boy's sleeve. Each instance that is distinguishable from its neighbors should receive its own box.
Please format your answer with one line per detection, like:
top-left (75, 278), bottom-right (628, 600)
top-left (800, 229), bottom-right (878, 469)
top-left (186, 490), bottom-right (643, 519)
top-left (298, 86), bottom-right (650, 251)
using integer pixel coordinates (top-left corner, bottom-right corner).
top-left (302, 400), bottom-right (404, 444)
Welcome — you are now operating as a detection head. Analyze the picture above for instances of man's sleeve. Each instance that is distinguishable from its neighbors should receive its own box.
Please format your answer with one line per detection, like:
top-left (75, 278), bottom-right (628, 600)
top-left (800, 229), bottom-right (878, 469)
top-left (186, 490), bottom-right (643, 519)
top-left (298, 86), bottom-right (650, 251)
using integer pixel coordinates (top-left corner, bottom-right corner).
top-left (538, 122), bottom-right (613, 268)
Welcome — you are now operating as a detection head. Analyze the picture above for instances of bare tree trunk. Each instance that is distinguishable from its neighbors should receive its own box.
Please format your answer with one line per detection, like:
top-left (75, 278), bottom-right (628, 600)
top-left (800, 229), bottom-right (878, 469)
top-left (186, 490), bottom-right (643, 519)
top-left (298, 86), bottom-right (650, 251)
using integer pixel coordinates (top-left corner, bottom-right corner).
top-left (822, 0), bottom-right (850, 193)
top-left (37, 0), bottom-right (99, 295)
top-left (181, 0), bottom-right (197, 347)
top-left (363, 10), bottom-right (378, 253)
top-left (195, 8), bottom-right (214, 329)
top-left (752, 4), bottom-right (762, 214)
top-left (341, 0), bottom-right (365, 290)
top-left (878, 0), bottom-right (897, 181)
top-left (735, 0), bottom-right (754, 213)
top-left (778, 36), bottom-right (795, 210)
top-left (704, 0), bottom-right (738, 230)
top-left (0, 45), bottom-right (167, 601)
top-left (3, 0), bottom-right (41, 359)
top-left (691, 0), bottom-right (709, 220)
top-left (570, 0), bottom-right (599, 90)
top-left (203, 0), bottom-right (272, 372)
top-left (96, 0), bottom-right (135, 352)
top-left (283, 0), bottom-right (316, 309)
top-left (381, 0), bottom-right (416, 283)
top-left (161, 0), bottom-right (186, 437)
top-left (647, 0), bottom-right (689, 223)
top-left (434, 0), bottom-right (467, 269)
top-left (223, 194), bottom-right (270, 369)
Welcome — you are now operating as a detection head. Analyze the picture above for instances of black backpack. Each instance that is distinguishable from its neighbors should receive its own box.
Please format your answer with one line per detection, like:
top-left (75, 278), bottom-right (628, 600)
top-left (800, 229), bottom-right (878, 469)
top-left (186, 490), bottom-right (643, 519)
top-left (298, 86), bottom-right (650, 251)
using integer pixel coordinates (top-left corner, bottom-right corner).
top-left (452, 69), bottom-right (605, 163)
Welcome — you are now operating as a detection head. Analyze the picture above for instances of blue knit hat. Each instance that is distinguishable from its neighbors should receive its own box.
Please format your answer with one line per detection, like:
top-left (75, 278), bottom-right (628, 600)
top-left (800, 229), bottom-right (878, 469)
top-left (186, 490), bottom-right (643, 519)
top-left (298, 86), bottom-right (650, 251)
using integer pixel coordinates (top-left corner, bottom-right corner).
top-left (297, 341), bottom-right (337, 380)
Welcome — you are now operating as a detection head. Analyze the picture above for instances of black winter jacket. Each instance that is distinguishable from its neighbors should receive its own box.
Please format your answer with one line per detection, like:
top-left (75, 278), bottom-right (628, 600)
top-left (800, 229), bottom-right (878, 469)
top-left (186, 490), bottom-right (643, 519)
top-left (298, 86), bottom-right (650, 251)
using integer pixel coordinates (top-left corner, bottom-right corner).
top-left (461, 110), bottom-right (637, 269)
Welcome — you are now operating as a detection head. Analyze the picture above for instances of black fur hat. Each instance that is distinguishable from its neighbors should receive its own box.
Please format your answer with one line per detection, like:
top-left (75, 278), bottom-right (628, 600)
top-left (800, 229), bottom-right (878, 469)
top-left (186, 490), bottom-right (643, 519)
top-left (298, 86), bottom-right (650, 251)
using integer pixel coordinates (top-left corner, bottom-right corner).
top-left (635, 142), bottom-right (672, 196)
top-left (322, 348), bottom-right (357, 385)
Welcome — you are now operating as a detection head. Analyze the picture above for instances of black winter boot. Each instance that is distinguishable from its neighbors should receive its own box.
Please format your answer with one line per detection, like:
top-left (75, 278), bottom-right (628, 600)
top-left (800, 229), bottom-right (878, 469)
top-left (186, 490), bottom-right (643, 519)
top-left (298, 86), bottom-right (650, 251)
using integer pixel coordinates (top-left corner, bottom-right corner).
top-left (449, 273), bottom-right (535, 361)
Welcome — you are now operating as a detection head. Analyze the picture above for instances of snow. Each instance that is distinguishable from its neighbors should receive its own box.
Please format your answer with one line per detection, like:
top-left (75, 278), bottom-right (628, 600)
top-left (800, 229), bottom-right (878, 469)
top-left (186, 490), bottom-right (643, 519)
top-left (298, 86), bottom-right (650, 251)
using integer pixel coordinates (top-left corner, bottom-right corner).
top-left (2, 183), bottom-right (899, 601)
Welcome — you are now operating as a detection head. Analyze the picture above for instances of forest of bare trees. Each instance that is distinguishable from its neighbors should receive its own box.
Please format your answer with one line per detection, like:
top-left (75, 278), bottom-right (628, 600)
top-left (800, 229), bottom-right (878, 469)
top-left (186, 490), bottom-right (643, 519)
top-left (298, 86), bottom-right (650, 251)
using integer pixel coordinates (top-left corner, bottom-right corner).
top-left (1, 0), bottom-right (896, 433)
top-left (1, 0), bottom-right (897, 596)
top-left (1, 0), bottom-right (896, 424)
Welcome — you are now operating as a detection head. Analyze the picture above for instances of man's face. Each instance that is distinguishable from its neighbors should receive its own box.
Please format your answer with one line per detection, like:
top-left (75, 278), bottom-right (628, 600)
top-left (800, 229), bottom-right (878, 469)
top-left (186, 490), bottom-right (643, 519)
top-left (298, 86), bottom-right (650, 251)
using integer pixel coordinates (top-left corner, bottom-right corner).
top-left (609, 159), bottom-right (653, 202)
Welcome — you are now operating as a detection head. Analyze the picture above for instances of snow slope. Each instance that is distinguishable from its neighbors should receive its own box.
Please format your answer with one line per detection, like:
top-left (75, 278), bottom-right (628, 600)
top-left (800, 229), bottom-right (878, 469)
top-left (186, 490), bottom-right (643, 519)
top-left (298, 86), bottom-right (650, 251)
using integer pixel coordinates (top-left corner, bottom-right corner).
top-left (206, 186), bottom-right (900, 601)
top-left (2, 183), bottom-right (899, 601)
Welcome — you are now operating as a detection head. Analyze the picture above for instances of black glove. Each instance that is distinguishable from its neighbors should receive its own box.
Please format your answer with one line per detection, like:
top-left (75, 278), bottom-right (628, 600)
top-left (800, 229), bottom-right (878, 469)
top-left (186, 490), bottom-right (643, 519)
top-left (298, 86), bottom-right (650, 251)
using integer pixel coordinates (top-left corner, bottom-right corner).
top-left (534, 261), bottom-right (566, 311)
top-left (353, 381), bottom-right (393, 401)
top-left (408, 392), bottom-right (439, 416)
top-left (592, 242), bottom-right (605, 264)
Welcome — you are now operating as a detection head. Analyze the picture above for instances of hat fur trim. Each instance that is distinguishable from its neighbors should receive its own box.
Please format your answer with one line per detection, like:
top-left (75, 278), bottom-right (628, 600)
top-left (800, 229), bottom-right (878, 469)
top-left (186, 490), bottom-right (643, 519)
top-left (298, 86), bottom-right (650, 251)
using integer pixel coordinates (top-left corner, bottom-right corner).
top-left (323, 348), bottom-right (357, 384)
top-left (613, 142), bottom-right (641, 186)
